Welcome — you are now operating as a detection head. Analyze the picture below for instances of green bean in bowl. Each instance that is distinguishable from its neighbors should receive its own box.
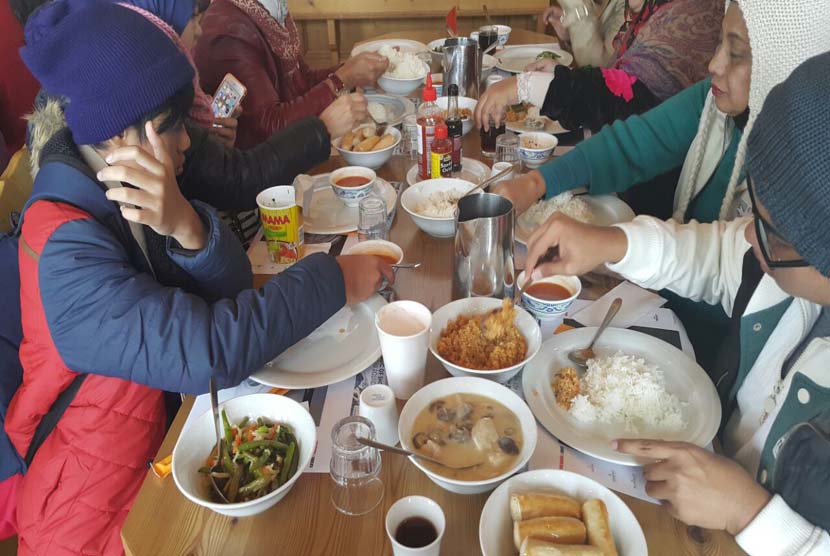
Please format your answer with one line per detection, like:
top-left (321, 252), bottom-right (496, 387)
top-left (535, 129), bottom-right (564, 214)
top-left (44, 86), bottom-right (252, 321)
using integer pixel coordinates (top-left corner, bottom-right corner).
top-left (199, 411), bottom-right (300, 504)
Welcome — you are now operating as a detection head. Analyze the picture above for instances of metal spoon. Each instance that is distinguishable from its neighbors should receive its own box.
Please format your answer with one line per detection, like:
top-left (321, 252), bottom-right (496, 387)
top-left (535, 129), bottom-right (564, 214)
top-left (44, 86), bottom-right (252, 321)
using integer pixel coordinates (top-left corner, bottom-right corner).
top-left (392, 262), bottom-right (422, 269)
top-left (208, 378), bottom-right (230, 503)
top-left (356, 436), bottom-right (484, 470)
top-left (567, 297), bottom-right (623, 369)
top-left (462, 162), bottom-right (516, 198)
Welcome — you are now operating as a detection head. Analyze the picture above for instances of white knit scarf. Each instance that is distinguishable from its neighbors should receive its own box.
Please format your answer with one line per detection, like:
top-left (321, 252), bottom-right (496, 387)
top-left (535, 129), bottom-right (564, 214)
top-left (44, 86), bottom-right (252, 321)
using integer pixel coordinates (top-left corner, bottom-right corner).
top-left (672, 0), bottom-right (830, 222)
top-left (256, 0), bottom-right (287, 24)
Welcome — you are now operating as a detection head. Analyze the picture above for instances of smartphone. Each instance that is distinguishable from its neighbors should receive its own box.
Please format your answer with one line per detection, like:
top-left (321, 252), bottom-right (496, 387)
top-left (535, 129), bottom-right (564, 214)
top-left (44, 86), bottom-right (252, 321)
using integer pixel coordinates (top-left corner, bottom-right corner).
top-left (212, 73), bottom-right (247, 118)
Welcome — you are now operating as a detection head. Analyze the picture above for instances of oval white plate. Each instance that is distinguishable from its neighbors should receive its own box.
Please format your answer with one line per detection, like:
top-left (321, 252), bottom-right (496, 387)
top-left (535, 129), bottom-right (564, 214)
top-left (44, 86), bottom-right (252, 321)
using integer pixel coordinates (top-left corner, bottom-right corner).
top-left (251, 295), bottom-right (387, 389)
top-left (497, 46), bottom-right (573, 73)
top-left (365, 94), bottom-right (415, 127)
top-left (516, 194), bottom-right (635, 245)
top-left (299, 175), bottom-right (397, 235)
top-left (522, 327), bottom-right (721, 465)
top-left (479, 469), bottom-right (647, 556)
top-left (351, 38), bottom-right (428, 58)
top-left (406, 158), bottom-right (491, 187)
top-left (506, 116), bottom-right (570, 136)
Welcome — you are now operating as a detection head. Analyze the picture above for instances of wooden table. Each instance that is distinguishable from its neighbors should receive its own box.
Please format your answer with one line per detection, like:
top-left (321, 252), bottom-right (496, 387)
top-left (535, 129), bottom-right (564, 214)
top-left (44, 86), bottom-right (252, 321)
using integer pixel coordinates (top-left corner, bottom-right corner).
top-left (122, 130), bottom-right (745, 556)
top-left (364, 28), bottom-right (558, 47)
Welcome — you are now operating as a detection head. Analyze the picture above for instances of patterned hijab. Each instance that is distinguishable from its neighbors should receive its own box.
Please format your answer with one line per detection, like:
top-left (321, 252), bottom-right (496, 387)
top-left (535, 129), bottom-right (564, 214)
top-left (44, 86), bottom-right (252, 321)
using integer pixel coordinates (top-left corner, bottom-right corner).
top-left (615, 0), bottom-right (673, 56)
top-left (229, 0), bottom-right (300, 63)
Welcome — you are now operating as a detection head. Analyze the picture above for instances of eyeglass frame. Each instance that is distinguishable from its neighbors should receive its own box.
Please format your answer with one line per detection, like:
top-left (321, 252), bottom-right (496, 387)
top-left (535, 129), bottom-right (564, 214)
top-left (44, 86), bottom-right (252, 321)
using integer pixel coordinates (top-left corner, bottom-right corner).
top-left (747, 176), bottom-right (810, 269)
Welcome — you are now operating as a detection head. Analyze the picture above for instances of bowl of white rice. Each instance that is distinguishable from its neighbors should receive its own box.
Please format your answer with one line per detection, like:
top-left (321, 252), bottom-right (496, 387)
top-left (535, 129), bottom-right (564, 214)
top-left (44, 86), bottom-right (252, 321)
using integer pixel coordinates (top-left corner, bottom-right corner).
top-left (377, 45), bottom-right (429, 96)
top-left (401, 178), bottom-right (475, 238)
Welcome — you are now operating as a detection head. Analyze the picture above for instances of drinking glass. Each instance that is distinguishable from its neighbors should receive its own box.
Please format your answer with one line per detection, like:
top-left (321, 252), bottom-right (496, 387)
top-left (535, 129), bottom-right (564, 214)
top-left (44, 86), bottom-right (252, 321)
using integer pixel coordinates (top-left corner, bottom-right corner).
top-left (495, 134), bottom-right (520, 164)
top-left (330, 416), bottom-right (384, 516)
top-left (358, 195), bottom-right (388, 241)
top-left (480, 118), bottom-right (506, 158)
top-left (402, 114), bottom-right (419, 161)
top-left (478, 25), bottom-right (499, 54)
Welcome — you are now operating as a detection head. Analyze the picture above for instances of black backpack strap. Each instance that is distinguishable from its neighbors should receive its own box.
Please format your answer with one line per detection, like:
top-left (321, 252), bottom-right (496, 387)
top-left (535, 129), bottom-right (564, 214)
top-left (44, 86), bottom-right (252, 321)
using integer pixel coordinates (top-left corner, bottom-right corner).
top-left (24, 373), bottom-right (87, 467)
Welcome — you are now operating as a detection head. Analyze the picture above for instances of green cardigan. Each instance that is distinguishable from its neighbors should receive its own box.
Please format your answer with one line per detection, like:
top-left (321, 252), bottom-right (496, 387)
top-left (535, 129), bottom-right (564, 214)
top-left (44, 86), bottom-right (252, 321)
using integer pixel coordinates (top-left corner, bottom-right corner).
top-left (539, 78), bottom-right (741, 223)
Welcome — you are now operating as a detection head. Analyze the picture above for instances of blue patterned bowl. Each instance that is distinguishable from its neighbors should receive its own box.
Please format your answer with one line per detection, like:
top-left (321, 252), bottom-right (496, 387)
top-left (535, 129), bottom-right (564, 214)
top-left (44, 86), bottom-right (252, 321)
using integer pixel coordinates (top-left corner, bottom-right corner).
top-left (518, 132), bottom-right (557, 168)
top-left (517, 272), bottom-right (581, 320)
top-left (329, 166), bottom-right (377, 208)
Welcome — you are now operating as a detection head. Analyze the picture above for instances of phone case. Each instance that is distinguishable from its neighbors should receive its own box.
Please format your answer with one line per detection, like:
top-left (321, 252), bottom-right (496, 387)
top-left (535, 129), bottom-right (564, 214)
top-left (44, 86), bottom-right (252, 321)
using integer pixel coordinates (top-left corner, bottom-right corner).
top-left (212, 74), bottom-right (247, 118)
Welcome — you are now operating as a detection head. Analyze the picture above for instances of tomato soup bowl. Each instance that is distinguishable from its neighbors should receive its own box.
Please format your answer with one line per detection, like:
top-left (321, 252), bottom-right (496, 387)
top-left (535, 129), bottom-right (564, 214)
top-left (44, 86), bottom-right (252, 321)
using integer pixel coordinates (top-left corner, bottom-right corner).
top-left (329, 166), bottom-right (377, 207)
top-left (517, 271), bottom-right (581, 320)
top-left (172, 393), bottom-right (316, 517)
top-left (344, 239), bottom-right (404, 264)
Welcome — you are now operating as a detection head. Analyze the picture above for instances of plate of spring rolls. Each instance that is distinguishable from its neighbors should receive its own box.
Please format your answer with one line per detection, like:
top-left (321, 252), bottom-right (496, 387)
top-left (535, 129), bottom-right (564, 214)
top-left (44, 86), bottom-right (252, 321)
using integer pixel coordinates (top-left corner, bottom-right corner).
top-left (479, 469), bottom-right (647, 556)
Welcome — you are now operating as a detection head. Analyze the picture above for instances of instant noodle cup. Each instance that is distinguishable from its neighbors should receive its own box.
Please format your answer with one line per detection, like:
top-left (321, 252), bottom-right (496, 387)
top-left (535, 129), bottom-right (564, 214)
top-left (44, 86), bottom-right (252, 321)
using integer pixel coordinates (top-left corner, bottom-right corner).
top-left (256, 186), bottom-right (304, 264)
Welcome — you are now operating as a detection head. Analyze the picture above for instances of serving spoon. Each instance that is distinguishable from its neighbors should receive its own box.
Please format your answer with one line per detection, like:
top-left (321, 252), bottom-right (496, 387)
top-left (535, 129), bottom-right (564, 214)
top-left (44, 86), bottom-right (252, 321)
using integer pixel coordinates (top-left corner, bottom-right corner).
top-left (356, 436), bottom-right (484, 470)
top-left (392, 262), bottom-right (422, 270)
top-left (567, 297), bottom-right (623, 370)
top-left (208, 377), bottom-right (230, 503)
top-left (461, 162), bottom-right (517, 198)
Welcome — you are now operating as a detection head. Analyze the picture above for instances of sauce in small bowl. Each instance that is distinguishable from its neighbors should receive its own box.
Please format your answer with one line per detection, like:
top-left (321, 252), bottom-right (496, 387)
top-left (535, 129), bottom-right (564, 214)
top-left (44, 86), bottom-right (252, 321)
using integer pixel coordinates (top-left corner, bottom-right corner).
top-left (517, 272), bottom-right (581, 321)
top-left (344, 239), bottom-right (404, 265)
top-left (329, 166), bottom-right (377, 207)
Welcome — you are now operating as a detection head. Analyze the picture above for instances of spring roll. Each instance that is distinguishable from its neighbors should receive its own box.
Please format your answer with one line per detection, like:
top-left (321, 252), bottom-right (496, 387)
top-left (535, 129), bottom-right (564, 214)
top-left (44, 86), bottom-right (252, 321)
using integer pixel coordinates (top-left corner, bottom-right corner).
top-left (510, 493), bottom-right (582, 521)
top-left (361, 126), bottom-right (377, 139)
top-left (340, 131), bottom-right (355, 151)
top-left (355, 136), bottom-right (381, 152)
top-left (582, 499), bottom-right (618, 556)
top-left (520, 538), bottom-right (603, 556)
top-left (513, 516), bottom-right (586, 551)
top-left (372, 133), bottom-right (396, 151)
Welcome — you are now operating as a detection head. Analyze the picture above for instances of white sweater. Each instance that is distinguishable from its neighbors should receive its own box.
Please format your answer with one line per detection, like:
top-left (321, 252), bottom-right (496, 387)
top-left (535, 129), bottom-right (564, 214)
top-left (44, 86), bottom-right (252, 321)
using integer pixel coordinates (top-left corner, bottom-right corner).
top-left (608, 215), bottom-right (830, 556)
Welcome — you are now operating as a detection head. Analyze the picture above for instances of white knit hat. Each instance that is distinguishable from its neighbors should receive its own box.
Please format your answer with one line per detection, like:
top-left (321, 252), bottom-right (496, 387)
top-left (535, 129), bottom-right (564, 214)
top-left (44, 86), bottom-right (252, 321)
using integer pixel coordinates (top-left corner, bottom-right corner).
top-left (673, 0), bottom-right (830, 221)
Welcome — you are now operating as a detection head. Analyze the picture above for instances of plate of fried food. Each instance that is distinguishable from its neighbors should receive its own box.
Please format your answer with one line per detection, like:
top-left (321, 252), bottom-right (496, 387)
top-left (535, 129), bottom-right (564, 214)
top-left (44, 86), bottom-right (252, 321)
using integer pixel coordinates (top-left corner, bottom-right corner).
top-left (430, 298), bottom-right (542, 383)
top-left (479, 469), bottom-right (647, 555)
top-left (334, 125), bottom-right (401, 169)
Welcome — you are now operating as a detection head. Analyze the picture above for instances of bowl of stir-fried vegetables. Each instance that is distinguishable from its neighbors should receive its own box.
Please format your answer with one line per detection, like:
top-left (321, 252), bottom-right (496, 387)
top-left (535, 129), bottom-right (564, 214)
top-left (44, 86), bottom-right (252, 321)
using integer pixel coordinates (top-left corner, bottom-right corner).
top-left (172, 393), bottom-right (316, 517)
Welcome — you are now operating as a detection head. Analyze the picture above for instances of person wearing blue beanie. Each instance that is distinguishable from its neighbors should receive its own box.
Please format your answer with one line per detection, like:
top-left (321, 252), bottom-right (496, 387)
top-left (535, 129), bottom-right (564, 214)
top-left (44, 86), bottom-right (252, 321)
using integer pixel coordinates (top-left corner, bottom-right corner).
top-left (8, 0), bottom-right (392, 553)
top-left (511, 52), bottom-right (830, 556)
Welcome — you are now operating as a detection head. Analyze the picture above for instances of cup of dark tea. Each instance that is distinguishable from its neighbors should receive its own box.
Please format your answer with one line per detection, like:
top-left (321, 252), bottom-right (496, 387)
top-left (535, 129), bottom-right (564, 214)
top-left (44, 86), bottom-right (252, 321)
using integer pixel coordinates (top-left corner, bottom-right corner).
top-left (385, 496), bottom-right (445, 556)
top-left (480, 118), bottom-right (506, 158)
top-left (517, 272), bottom-right (582, 325)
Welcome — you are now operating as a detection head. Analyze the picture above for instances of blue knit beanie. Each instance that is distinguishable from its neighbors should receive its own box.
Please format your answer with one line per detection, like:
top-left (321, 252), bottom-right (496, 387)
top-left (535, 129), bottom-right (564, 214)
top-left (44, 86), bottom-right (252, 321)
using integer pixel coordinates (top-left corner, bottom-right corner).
top-left (20, 0), bottom-right (195, 145)
top-left (122, 0), bottom-right (194, 34)
top-left (747, 52), bottom-right (830, 276)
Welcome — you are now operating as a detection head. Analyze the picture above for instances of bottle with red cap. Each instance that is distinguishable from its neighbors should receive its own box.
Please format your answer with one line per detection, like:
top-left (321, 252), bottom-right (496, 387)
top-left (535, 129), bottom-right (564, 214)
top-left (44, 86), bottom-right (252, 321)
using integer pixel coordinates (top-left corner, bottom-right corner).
top-left (430, 124), bottom-right (453, 178)
top-left (416, 74), bottom-right (445, 180)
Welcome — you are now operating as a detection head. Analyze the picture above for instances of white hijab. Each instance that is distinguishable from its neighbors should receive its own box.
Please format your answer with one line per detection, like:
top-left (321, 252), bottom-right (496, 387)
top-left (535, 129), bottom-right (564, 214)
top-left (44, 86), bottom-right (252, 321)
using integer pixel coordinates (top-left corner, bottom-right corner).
top-left (256, 0), bottom-right (287, 24)
top-left (672, 0), bottom-right (830, 222)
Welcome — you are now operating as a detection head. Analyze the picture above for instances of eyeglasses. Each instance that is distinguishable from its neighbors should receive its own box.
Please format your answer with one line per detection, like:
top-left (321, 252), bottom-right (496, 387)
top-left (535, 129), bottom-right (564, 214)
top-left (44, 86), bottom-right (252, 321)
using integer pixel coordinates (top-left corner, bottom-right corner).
top-left (747, 177), bottom-right (809, 269)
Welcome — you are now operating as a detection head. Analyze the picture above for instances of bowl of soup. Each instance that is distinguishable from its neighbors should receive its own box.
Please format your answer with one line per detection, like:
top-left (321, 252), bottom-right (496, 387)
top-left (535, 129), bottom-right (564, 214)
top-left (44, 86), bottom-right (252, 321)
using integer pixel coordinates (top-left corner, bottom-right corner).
top-left (518, 132), bottom-right (558, 168)
top-left (329, 166), bottom-right (377, 207)
top-left (343, 239), bottom-right (404, 264)
top-left (399, 377), bottom-right (537, 494)
top-left (517, 272), bottom-right (581, 320)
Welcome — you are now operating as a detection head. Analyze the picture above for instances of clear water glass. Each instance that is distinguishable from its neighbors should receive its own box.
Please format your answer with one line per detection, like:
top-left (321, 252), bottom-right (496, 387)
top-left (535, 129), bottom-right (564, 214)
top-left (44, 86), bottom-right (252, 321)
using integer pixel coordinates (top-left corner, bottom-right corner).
top-left (495, 134), bottom-right (520, 164)
top-left (402, 114), bottom-right (419, 161)
top-left (358, 195), bottom-right (388, 241)
top-left (330, 416), bottom-right (384, 516)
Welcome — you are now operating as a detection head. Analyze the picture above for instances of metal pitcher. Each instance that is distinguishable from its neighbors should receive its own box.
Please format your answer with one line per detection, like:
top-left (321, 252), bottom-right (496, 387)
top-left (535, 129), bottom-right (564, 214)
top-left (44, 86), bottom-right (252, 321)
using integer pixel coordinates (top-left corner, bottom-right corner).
top-left (442, 37), bottom-right (480, 99)
top-left (452, 193), bottom-right (515, 299)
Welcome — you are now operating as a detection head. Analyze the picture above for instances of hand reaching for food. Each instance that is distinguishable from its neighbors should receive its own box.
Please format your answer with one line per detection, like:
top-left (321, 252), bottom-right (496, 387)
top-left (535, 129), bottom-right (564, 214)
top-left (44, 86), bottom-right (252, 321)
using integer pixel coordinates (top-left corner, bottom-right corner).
top-left (475, 76), bottom-right (520, 131)
top-left (336, 254), bottom-right (395, 305)
top-left (524, 58), bottom-right (559, 73)
top-left (613, 439), bottom-right (772, 536)
top-left (336, 52), bottom-right (390, 89)
top-left (492, 172), bottom-right (547, 216)
top-left (321, 93), bottom-right (368, 139)
top-left (542, 5), bottom-right (570, 42)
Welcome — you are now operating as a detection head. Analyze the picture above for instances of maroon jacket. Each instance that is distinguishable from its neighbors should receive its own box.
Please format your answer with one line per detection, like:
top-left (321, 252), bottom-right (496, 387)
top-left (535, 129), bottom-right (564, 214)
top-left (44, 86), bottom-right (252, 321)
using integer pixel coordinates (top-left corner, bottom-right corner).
top-left (194, 0), bottom-right (338, 149)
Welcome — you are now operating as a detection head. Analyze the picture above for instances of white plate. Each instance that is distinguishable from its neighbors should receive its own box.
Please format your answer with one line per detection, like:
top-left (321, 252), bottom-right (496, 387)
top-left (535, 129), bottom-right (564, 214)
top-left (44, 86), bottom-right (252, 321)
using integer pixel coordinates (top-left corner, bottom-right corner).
top-left (506, 116), bottom-right (570, 136)
top-left (479, 469), bottom-right (647, 556)
top-left (251, 295), bottom-right (387, 389)
top-left (515, 194), bottom-right (635, 245)
top-left (497, 46), bottom-right (573, 73)
top-left (351, 39), bottom-right (428, 58)
top-left (365, 94), bottom-right (415, 127)
top-left (522, 327), bottom-right (721, 465)
top-left (299, 174), bottom-right (397, 235)
top-left (406, 158), bottom-right (491, 187)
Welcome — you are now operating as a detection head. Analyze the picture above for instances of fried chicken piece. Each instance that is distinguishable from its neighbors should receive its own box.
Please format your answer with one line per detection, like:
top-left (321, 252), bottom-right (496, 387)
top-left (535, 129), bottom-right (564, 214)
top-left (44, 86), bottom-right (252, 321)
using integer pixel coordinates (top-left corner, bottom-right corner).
top-left (552, 367), bottom-right (580, 409)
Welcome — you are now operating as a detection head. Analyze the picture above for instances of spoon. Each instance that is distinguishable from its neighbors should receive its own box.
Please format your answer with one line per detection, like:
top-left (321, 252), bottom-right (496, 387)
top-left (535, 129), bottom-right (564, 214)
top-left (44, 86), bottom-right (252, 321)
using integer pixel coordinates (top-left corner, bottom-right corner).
top-left (392, 262), bottom-right (422, 269)
top-left (462, 162), bottom-right (517, 198)
top-left (208, 378), bottom-right (230, 503)
top-left (356, 436), bottom-right (484, 470)
top-left (567, 297), bottom-right (623, 369)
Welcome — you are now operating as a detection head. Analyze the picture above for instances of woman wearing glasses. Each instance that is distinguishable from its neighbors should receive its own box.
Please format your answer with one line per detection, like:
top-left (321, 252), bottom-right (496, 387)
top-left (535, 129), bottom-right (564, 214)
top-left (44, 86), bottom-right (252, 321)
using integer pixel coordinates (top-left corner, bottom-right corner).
top-left (520, 52), bottom-right (830, 555)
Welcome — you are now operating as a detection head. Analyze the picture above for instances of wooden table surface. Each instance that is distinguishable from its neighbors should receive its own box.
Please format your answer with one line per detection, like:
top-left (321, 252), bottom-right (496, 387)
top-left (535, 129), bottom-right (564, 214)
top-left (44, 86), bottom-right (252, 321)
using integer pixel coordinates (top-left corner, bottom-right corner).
top-left (365, 28), bottom-right (558, 47)
top-left (121, 92), bottom-right (745, 556)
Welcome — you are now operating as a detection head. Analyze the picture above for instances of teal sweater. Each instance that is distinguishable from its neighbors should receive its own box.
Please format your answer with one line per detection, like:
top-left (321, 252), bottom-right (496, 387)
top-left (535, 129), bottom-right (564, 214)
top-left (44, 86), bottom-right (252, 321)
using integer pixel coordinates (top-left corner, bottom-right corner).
top-left (539, 78), bottom-right (742, 223)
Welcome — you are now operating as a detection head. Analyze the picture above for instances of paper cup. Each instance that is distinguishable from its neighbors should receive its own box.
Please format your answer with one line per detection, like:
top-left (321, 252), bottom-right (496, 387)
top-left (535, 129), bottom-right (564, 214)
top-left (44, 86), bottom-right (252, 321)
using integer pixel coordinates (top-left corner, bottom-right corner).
top-left (256, 186), bottom-right (304, 264)
top-left (375, 301), bottom-right (432, 400)
top-left (359, 384), bottom-right (400, 446)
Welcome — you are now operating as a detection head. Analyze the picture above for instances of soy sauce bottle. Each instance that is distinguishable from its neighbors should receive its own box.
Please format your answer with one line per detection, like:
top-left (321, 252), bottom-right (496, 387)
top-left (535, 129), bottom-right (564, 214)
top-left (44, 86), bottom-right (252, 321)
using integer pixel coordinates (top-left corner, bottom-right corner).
top-left (445, 84), bottom-right (463, 173)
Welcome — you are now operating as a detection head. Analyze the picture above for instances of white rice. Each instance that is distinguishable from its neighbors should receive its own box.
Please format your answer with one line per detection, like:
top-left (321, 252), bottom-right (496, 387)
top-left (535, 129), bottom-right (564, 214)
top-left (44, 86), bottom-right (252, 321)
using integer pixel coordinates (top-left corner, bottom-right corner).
top-left (379, 45), bottom-right (427, 79)
top-left (415, 190), bottom-right (462, 218)
top-left (569, 352), bottom-right (686, 434)
top-left (521, 192), bottom-right (593, 228)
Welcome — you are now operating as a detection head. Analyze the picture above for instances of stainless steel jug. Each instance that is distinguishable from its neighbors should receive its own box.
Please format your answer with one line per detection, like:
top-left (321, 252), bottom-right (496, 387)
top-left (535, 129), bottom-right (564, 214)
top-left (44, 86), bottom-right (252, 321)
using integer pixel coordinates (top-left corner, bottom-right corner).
top-left (442, 37), bottom-right (480, 99)
top-left (452, 193), bottom-right (515, 299)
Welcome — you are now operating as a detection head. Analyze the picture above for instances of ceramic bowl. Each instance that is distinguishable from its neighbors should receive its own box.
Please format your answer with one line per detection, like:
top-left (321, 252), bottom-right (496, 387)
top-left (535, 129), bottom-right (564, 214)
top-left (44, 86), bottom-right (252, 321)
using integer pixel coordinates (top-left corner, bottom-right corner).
top-left (344, 239), bottom-right (404, 264)
top-left (329, 166), bottom-right (377, 207)
top-left (378, 61), bottom-right (429, 96)
top-left (517, 272), bottom-right (581, 320)
top-left (172, 394), bottom-right (316, 517)
top-left (333, 126), bottom-right (401, 170)
top-left (398, 377), bottom-right (538, 494)
top-left (518, 131), bottom-right (558, 168)
top-left (400, 178), bottom-right (474, 238)
top-left (429, 297), bottom-right (542, 383)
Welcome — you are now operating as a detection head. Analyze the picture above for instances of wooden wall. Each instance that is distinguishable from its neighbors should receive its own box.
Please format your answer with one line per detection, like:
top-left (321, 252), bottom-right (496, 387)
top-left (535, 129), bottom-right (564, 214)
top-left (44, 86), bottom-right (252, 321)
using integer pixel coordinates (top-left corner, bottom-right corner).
top-left (290, 1), bottom-right (549, 68)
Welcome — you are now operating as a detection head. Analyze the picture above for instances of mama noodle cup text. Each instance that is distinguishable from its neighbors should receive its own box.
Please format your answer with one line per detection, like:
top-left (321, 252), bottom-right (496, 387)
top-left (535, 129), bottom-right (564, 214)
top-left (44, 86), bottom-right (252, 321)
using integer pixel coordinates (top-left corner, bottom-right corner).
top-left (256, 186), bottom-right (304, 264)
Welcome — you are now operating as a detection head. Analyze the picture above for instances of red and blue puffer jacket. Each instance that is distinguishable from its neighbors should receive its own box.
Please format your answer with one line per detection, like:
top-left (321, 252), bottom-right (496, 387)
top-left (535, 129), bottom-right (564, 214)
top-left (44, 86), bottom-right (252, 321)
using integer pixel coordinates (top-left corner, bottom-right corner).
top-left (7, 115), bottom-right (346, 555)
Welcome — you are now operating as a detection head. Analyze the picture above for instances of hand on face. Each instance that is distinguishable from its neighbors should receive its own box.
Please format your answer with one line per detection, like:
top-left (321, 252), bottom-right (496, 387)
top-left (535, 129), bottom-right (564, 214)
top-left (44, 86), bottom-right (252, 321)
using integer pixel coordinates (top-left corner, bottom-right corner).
top-left (474, 76), bottom-right (519, 131)
top-left (336, 254), bottom-right (395, 305)
top-left (99, 121), bottom-right (206, 250)
top-left (614, 440), bottom-right (772, 535)
top-left (337, 52), bottom-right (390, 89)
top-left (321, 93), bottom-right (368, 139)
top-left (542, 5), bottom-right (570, 42)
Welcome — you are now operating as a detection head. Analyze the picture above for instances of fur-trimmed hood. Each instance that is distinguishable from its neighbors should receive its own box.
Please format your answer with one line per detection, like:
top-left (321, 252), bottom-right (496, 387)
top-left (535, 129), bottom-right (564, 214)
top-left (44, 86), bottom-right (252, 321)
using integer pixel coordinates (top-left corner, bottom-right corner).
top-left (25, 92), bottom-right (70, 179)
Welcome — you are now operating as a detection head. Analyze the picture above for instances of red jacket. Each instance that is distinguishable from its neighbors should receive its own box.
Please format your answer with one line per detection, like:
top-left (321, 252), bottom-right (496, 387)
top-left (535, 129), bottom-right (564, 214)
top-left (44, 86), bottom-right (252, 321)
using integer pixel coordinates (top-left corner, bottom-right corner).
top-left (194, 0), bottom-right (338, 149)
top-left (0, 0), bottom-right (40, 151)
